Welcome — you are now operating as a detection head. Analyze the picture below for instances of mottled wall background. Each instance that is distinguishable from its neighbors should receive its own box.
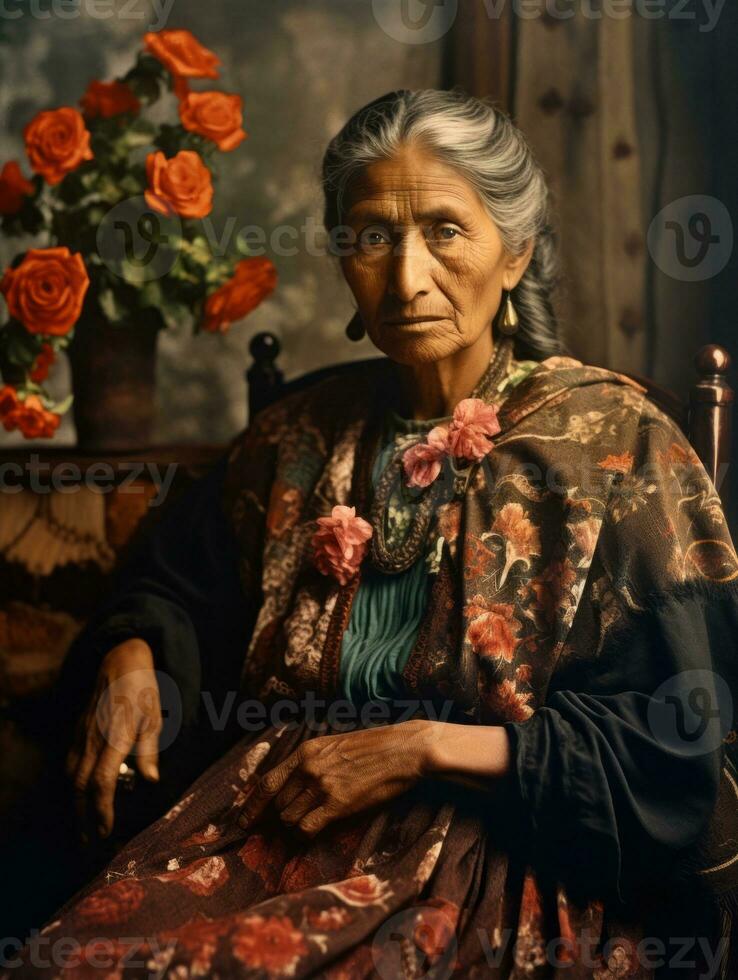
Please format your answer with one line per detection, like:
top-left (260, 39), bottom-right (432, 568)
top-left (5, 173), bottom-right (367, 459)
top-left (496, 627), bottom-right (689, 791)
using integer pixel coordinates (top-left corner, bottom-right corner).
top-left (1, 0), bottom-right (736, 477)
top-left (0, 0), bottom-right (442, 446)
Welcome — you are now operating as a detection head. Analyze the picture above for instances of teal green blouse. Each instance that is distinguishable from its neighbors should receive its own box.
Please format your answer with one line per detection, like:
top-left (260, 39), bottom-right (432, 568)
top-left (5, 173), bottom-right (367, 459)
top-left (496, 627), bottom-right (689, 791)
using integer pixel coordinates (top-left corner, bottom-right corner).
top-left (338, 357), bottom-right (540, 706)
top-left (338, 412), bottom-right (436, 706)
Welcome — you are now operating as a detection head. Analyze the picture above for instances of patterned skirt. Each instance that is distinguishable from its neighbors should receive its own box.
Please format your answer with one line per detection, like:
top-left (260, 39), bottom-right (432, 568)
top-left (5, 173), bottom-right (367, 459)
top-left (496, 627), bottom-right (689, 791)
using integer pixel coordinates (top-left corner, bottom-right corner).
top-left (3, 716), bottom-right (710, 980)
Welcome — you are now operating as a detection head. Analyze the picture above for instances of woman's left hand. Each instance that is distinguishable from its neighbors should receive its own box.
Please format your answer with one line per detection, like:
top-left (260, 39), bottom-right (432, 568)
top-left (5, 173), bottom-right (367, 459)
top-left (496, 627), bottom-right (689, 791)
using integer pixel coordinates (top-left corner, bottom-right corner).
top-left (238, 719), bottom-right (436, 838)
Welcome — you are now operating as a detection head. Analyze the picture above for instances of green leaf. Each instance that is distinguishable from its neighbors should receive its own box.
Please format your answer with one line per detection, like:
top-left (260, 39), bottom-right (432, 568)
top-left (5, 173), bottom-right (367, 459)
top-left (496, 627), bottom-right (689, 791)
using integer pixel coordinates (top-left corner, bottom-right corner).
top-left (80, 170), bottom-right (100, 192)
top-left (180, 235), bottom-right (213, 266)
top-left (120, 124), bottom-right (157, 152)
top-left (96, 175), bottom-right (124, 205)
top-left (122, 52), bottom-right (166, 105)
top-left (0, 214), bottom-right (22, 237)
top-left (56, 172), bottom-right (88, 206)
top-left (166, 256), bottom-right (201, 285)
top-left (154, 124), bottom-right (192, 157)
top-left (48, 393), bottom-right (74, 415)
top-left (136, 306), bottom-right (166, 331)
top-left (128, 117), bottom-right (157, 137)
top-left (118, 174), bottom-right (144, 196)
top-left (87, 205), bottom-right (107, 224)
top-left (0, 174), bottom-right (46, 236)
top-left (138, 279), bottom-right (163, 309)
top-left (122, 131), bottom-right (154, 151)
top-left (0, 200), bottom-right (48, 238)
top-left (134, 53), bottom-right (166, 78)
top-left (126, 74), bottom-right (160, 105)
top-left (20, 202), bottom-right (46, 235)
top-left (160, 300), bottom-right (191, 331)
top-left (3, 323), bottom-right (40, 368)
top-left (98, 289), bottom-right (130, 324)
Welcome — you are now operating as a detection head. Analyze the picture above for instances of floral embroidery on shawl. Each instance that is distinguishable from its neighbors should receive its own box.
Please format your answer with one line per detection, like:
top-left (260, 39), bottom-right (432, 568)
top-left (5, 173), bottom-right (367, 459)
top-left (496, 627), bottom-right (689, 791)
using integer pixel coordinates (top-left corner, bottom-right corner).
top-left (12, 352), bottom-right (736, 980)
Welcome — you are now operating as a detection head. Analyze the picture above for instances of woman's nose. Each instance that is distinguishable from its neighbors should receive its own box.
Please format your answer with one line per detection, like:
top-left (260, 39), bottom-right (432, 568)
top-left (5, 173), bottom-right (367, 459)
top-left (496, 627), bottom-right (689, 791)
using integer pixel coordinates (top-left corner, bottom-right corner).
top-left (387, 234), bottom-right (433, 302)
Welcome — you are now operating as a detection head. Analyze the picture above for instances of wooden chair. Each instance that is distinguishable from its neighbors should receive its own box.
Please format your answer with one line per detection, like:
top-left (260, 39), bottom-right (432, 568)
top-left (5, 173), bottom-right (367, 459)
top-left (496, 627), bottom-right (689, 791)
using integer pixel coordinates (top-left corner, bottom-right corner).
top-left (246, 333), bottom-right (734, 510)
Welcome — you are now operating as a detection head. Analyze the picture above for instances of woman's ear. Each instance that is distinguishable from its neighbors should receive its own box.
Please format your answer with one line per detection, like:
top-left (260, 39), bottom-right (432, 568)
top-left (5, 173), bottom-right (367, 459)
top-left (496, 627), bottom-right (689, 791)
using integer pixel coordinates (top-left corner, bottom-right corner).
top-left (503, 239), bottom-right (535, 290)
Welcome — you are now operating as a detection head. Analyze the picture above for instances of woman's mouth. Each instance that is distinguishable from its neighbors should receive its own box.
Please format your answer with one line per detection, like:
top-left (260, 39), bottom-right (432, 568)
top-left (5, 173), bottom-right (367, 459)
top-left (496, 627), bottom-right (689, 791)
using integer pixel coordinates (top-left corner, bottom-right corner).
top-left (383, 316), bottom-right (447, 326)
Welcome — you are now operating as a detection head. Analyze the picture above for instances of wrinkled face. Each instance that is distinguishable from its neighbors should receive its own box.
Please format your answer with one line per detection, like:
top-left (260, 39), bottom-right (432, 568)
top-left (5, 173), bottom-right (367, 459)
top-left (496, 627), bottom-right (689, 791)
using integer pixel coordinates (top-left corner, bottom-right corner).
top-left (339, 141), bottom-right (532, 365)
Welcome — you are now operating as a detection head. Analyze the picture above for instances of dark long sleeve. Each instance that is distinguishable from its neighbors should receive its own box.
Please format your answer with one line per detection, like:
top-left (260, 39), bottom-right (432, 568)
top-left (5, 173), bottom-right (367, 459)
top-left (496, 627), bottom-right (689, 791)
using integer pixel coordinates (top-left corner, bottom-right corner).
top-left (54, 453), bottom-right (258, 739)
top-left (503, 579), bottom-right (738, 908)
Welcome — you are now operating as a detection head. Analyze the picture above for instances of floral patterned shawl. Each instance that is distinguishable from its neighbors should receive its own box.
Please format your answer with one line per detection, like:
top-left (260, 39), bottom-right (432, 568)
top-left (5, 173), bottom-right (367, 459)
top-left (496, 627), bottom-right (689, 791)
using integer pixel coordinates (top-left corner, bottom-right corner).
top-left (220, 350), bottom-right (738, 975)
top-left (10, 351), bottom-right (737, 980)
top-left (224, 353), bottom-right (736, 717)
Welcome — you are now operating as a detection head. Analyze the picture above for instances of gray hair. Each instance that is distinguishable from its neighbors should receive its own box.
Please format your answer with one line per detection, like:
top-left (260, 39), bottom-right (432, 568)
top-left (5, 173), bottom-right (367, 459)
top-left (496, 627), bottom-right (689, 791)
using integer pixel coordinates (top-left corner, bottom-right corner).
top-left (321, 87), bottom-right (570, 362)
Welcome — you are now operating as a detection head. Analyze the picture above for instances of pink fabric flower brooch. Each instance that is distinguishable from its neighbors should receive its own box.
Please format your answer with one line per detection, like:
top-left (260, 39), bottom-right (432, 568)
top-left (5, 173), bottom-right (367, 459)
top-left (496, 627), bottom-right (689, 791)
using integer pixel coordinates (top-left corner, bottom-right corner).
top-left (311, 505), bottom-right (373, 586)
top-left (402, 397), bottom-right (501, 489)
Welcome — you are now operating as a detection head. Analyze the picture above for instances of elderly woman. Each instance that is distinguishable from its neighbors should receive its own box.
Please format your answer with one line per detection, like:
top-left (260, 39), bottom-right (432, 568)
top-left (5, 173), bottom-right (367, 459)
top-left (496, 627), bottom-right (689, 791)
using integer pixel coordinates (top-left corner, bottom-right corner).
top-left (9, 89), bottom-right (738, 979)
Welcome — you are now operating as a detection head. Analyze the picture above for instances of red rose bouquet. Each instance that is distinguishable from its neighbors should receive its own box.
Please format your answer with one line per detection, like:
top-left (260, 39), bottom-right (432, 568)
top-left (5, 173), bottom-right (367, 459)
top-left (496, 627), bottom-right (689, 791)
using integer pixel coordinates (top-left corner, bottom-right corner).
top-left (0, 28), bottom-right (277, 439)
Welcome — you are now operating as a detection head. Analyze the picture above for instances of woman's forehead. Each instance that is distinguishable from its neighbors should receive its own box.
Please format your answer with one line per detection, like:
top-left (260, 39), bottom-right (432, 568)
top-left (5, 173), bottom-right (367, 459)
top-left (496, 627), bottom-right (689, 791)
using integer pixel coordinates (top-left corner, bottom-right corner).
top-left (345, 169), bottom-right (482, 224)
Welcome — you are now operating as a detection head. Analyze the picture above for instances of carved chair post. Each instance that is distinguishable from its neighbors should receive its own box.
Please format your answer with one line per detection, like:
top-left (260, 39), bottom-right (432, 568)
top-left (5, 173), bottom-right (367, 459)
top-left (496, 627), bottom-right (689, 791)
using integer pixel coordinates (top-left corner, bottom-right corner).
top-left (247, 332), bottom-right (283, 421)
top-left (689, 345), bottom-right (733, 506)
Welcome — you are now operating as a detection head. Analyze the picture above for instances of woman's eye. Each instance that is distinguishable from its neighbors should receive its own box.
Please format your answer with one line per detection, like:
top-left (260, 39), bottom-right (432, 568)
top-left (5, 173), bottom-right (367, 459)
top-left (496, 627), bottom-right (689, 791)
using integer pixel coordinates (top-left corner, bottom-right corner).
top-left (358, 226), bottom-right (391, 247)
top-left (429, 225), bottom-right (460, 243)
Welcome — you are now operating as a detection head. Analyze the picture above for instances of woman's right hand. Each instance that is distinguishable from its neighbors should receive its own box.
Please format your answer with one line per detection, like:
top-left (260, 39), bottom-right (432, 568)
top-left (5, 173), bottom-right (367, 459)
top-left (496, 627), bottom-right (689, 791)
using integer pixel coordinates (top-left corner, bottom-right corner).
top-left (65, 637), bottom-right (162, 839)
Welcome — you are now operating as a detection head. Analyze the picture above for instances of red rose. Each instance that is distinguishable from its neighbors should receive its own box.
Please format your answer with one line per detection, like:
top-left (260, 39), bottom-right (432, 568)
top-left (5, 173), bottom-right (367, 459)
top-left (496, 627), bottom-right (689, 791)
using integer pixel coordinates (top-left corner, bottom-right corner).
top-left (0, 398), bottom-right (57, 441)
top-left (80, 79), bottom-right (140, 119)
top-left (24, 107), bottom-right (93, 185)
top-left (202, 257), bottom-right (277, 333)
top-left (145, 149), bottom-right (213, 218)
top-left (1, 247), bottom-right (90, 337)
top-left (0, 385), bottom-right (20, 418)
top-left (178, 91), bottom-right (247, 151)
top-left (144, 29), bottom-right (220, 78)
top-left (0, 161), bottom-right (34, 215)
top-left (173, 75), bottom-right (191, 101)
top-left (29, 342), bottom-right (55, 382)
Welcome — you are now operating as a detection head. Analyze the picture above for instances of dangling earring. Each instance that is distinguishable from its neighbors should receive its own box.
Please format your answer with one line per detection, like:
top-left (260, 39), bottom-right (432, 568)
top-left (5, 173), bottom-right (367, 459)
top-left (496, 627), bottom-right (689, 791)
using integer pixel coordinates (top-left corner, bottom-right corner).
top-left (498, 289), bottom-right (519, 336)
top-left (345, 310), bottom-right (365, 341)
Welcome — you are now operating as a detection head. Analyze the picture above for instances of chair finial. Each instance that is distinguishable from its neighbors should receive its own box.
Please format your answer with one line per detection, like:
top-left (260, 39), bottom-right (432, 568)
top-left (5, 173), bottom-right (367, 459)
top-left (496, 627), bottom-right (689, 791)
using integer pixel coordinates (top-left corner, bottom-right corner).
top-left (250, 331), bottom-right (281, 364)
top-left (695, 344), bottom-right (731, 377)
